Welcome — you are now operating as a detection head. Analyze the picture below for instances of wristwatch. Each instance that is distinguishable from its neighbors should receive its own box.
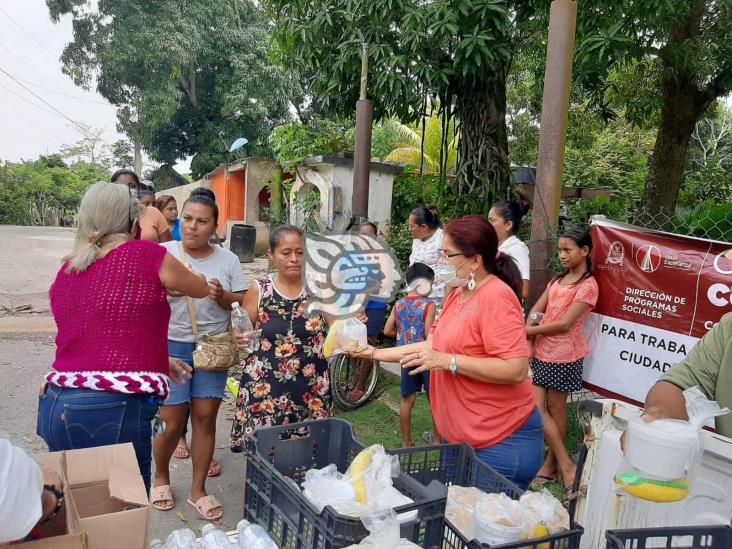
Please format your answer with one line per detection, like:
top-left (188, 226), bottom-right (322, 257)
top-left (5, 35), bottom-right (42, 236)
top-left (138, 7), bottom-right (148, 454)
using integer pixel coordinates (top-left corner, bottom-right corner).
top-left (449, 354), bottom-right (458, 376)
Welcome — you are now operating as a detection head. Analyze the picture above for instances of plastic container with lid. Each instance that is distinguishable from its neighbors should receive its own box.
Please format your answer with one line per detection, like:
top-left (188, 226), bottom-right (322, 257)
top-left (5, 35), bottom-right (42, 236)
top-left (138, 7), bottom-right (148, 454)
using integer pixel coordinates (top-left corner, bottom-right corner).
top-left (625, 416), bottom-right (700, 479)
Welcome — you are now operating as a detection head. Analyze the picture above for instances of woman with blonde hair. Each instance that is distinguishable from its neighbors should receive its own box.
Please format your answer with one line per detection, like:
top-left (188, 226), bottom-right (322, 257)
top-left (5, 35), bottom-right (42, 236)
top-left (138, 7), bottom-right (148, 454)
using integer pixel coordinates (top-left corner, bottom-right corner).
top-left (37, 182), bottom-right (209, 493)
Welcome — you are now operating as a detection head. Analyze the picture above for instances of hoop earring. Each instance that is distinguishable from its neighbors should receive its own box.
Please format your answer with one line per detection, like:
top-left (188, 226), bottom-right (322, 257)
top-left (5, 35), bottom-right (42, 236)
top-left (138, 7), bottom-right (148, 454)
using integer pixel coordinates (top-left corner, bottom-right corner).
top-left (467, 272), bottom-right (476, 291)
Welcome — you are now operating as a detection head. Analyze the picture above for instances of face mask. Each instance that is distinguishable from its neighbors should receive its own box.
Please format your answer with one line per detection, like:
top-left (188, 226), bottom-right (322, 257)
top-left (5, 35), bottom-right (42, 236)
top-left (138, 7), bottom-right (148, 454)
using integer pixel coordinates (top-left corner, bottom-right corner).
top-left (434, 259), bottom-right (469, 288)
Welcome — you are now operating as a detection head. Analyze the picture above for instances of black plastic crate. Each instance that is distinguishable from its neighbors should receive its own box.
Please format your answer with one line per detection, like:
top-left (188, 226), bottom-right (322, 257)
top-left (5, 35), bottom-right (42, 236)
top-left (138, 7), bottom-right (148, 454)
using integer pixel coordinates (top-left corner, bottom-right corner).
top-left (390, 444), bottom-right (584, 549)
top-left (606, 525), bottom-right (732, 549)
top-left (244, 418), bottom-right (447, 549)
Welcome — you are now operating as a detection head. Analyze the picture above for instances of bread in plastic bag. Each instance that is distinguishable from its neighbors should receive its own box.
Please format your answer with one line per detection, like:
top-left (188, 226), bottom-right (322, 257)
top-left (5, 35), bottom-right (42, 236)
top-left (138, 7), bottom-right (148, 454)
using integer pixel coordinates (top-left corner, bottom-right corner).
top-left (615, 386), bottom-right (730, 502)
top-left (519, 489), bottom-right (569, 536)
top-left (445, 486), bottom-right (483, 539)
top-left (473, 493), bottom-right (525, 546)
top-left (324, 318), bottom-right (368, 358)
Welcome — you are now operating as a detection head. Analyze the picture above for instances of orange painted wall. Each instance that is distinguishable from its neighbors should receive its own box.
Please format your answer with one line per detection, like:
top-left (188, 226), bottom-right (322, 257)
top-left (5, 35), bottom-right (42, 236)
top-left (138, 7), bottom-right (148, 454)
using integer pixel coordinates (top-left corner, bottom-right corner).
top-left (210, 168), bottom-right (246, 236)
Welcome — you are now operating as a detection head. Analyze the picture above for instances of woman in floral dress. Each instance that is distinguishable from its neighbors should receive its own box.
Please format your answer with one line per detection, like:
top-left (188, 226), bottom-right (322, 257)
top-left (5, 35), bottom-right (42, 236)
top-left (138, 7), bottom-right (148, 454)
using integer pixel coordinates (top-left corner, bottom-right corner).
top-left (230, 225), bottom-right (331, 451)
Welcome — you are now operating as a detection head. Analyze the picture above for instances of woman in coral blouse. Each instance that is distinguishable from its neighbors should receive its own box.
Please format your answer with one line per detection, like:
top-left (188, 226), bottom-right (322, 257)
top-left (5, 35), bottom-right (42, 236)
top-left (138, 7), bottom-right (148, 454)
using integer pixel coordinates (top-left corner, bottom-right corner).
top-left (352, 215), bottom-right (543, 489)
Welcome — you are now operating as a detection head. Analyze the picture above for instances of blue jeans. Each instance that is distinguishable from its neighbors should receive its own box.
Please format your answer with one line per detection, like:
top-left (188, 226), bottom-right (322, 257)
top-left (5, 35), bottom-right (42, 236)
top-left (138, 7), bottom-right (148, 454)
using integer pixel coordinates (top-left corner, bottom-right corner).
top-left (165, 340), bottom-right (228, 406)
top-left (37, 385), bottom-right (159, 492)
top-left (474, 408), bottom-right (544, 490)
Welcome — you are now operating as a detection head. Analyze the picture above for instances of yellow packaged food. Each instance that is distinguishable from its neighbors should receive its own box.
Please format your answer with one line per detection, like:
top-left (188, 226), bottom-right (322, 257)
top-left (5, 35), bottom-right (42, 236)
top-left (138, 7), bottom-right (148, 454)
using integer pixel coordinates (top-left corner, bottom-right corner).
top-left (346, 445), bottom-right (379, 503)
top-left (615, 473), bottom-right (690, 503)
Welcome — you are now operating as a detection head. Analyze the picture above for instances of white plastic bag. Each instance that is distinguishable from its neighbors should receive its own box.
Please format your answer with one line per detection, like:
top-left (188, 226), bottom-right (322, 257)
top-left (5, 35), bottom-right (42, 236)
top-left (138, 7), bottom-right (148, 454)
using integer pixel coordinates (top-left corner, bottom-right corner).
top-left (343, 509), bottom-right (421, 549)
top-left (323, 318), bottom-right (368, 358)
top-left (615, 386), bottom-right (730, 503)
top-left (303, 464), bottom-right (357, 513)
top-left (519, 489), bottom-right (570, 536)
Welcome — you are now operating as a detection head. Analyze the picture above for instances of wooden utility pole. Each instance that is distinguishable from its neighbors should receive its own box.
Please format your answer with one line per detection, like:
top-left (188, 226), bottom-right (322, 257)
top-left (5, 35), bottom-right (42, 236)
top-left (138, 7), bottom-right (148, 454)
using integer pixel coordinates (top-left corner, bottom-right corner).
top-left (528, 0), bottom-right (578, 305)
top-left (351, 43), bottom-right (374, 221)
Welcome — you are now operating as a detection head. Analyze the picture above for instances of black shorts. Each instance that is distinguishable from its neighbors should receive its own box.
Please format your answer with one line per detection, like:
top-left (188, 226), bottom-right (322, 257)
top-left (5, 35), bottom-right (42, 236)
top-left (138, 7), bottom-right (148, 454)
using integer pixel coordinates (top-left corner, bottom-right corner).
top-left (531, 358), bottom-right (584, 393)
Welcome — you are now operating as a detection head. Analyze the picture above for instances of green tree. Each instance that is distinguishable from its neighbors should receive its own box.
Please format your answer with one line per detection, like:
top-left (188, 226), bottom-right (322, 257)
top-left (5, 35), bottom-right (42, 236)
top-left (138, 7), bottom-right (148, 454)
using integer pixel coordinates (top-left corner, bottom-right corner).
top-left (263, 0), bottom-right (547, 212)
top-left (0, 154), bottom-right (108, 225)
top-left (574, 0), bottom-right (732, 219)
top-left (47, 0), bottom-right (296, 179)
top-left (382, 117), bottom-right (458, 174)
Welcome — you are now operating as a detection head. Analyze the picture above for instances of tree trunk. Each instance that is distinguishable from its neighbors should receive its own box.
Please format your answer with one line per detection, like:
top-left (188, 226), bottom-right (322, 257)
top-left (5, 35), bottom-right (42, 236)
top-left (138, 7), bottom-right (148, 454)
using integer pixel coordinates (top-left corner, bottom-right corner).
top-left (640, 0), bottom-right (711, 227)
top-left (642, 77), bottom-right (704, 224)
top-left (453, 68), bottom-right (511, 214)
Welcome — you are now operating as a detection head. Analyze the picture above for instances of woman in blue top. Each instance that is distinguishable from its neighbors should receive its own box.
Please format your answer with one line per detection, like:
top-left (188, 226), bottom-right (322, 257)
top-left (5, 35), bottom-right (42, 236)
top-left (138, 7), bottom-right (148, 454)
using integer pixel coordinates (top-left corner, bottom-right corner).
top-left (157, 195), bottom-right (182, 241)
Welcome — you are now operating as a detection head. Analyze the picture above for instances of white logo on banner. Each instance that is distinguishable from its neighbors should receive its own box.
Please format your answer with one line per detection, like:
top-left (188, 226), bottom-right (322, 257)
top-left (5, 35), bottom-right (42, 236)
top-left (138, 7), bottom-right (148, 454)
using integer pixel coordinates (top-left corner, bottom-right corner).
top-left (605, 241), bottom-right (625, 266)
top-left (635, 244), bottom-right (662, 273)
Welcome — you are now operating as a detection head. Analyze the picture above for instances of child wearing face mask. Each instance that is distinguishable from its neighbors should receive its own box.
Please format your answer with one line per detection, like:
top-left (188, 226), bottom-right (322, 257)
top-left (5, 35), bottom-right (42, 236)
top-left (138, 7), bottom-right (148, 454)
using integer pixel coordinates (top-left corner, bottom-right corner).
top-left (383, 263), bottom-right (440, 447)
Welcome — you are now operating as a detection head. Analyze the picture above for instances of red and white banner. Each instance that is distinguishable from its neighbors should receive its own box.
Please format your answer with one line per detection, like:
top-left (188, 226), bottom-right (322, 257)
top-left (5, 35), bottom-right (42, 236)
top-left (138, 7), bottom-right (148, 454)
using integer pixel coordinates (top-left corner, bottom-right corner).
top-left (582, 218), bottom-right (732, 405)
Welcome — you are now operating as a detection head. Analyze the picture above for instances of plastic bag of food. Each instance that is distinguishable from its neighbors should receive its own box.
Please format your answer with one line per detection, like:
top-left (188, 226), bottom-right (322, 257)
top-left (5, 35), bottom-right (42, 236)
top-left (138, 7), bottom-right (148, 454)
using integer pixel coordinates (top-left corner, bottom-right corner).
top-left (323, 318), bottom-right (368, 358)
top-left (345, 445), bottom-right (399, 504)
top-left (445, 486), bottom-right (483, 539)
top-left (473, 493), bottom-right (525, 546)
top-left (615, 386), bottom-right (729, 503)
top-left (303, 464), bottom-right (357, 513)
top-left (343, 508), bottom-right (421, 549)
top-left (519, 489), bottom-right (569, 537)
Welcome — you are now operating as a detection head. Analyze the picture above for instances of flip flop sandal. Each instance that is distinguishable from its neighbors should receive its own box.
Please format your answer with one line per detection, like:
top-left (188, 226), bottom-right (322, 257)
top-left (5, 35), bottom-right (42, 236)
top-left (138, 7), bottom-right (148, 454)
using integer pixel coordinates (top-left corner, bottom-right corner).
top-left (562, 485), bottom-right (586, 507)
top-left (150, 484), bottom-right (174, 511)
top-left (173, 440), bottom-right (190, 460)
top-left (529, 475), bottom-right (558, 489)
top-left (187, 495), bottom-right (224, 521)
top-left (207, 458), bottom-right (221, 478)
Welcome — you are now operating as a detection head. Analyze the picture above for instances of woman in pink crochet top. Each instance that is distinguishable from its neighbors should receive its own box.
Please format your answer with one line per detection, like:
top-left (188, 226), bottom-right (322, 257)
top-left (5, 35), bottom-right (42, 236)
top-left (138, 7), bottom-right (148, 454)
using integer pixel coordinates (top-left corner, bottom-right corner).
top-left (37, 182), bottom-right (208, 493)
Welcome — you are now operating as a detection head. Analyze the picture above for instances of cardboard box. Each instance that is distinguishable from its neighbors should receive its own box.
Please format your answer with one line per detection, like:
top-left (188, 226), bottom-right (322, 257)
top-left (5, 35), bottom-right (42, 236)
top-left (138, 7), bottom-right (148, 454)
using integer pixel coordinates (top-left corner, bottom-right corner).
top-left (24, 444), bottom-right (150, 549)
top-left (18, 452), bottom-right (88, 548)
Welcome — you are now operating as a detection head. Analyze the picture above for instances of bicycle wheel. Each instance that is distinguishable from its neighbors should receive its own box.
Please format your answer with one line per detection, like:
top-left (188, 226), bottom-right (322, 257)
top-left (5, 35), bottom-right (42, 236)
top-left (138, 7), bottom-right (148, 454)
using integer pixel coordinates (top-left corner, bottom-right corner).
top-left (329, 354), bottom-right (380, 411)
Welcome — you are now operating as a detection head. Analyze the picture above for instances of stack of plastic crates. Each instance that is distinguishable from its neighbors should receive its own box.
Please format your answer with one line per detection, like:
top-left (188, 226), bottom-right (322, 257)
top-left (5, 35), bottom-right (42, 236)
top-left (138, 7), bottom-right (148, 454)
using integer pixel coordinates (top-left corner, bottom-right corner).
top-left (244, 419), bottom-right (447, 548)
top-left (390, 444), bottom-right (585, 548)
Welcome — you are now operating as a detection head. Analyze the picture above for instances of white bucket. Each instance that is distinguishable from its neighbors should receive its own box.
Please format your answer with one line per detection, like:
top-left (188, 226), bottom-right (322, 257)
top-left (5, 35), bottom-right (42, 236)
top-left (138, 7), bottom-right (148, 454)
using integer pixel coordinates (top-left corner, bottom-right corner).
top-left (473, 513), bottom-right (524, 546)
top-left (626, 416), bottom-right (699, 479)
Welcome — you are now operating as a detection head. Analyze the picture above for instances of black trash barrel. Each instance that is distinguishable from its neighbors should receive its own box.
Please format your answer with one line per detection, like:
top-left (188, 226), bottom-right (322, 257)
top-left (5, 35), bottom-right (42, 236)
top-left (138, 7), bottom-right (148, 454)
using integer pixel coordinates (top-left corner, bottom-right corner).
top-left (230, 224), bottom-right (256, 263)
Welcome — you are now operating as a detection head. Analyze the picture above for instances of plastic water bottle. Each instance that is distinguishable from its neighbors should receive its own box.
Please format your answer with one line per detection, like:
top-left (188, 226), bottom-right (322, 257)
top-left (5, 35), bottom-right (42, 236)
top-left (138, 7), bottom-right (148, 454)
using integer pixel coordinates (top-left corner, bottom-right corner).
top-left (165, 528), bottom-right (196, 549)
top-left (201, 523), bottom-right (232, 548)
top-left (231, 302), bottom-right (258, 352)
top-left (237, 520), bottom-right (277, 549)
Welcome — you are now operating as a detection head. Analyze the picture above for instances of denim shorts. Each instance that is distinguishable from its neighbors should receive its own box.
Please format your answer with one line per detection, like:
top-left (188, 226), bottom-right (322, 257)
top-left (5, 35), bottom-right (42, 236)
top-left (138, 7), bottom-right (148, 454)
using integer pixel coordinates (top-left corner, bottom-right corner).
top-left (165, 340), bottom-right (228, 406)
top-left (37, 385), bottom-right (159, 492)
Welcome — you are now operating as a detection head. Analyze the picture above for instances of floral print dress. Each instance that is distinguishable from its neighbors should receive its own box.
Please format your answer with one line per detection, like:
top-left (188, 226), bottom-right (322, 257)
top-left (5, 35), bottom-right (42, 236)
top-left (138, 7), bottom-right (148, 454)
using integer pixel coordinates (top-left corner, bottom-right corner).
top-left (230, 276), bottom-right (332, 451)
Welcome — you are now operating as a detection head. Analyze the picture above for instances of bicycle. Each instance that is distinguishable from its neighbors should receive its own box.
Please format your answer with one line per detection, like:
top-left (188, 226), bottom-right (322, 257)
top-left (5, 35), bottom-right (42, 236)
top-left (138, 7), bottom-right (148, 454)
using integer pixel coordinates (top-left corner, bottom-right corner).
top-left (328, 353), bottom-right (380, 410)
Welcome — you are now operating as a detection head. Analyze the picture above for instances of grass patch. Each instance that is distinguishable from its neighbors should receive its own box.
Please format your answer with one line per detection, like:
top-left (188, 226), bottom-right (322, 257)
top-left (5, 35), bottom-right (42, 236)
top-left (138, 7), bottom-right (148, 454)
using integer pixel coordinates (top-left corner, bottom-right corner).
top-left (336, 372), bottom-right (435, 449)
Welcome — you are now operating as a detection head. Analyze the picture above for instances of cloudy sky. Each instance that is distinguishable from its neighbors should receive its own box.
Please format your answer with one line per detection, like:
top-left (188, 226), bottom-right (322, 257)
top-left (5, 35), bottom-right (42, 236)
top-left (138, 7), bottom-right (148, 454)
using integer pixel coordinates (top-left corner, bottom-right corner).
top-left (0, 1), bottom-right (190, 173)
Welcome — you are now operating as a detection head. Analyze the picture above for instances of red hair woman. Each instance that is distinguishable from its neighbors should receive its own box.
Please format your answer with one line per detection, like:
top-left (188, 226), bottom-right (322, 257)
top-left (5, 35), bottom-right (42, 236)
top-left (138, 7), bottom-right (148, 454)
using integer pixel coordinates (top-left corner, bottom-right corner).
top-left (351, 215), bottom-right (542, 489)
